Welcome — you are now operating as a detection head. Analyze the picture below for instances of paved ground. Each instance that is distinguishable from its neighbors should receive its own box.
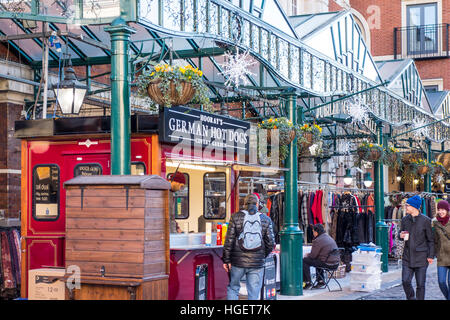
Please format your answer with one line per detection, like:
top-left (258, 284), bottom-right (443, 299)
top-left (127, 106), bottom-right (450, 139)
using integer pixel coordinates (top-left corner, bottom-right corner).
top-left (359, 261), bottom-right (445, 300)
top-left (276, 260), bottom-right (446, 300)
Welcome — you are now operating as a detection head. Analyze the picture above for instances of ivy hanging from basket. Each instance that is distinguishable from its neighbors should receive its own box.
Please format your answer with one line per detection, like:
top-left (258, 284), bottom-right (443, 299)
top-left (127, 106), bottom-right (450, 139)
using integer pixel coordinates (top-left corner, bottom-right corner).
top-left (257, 117), bottom-right (296, 164)
top-left (383, 146), bottom-right (402, 171)
top-left (138, 63), bottom-right (212, 109)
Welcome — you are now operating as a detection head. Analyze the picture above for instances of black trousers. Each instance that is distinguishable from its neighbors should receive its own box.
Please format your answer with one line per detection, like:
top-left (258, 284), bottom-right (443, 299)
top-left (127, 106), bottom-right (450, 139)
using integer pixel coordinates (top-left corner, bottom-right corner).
top-left (402, 265), bottom-right (428, 300)
top-left (303, 257), bottom-right (331, 283)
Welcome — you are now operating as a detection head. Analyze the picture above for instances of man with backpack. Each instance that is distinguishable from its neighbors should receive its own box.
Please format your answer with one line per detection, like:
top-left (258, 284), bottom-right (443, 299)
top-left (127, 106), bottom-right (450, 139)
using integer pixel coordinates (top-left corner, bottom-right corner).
top-left (222, 193), bottom-right (275, 300)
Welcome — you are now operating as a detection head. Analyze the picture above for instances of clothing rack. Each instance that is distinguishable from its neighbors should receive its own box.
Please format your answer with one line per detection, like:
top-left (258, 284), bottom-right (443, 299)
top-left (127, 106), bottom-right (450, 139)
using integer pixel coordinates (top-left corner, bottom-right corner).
top-left (329, 205), bottom-right (374, 209)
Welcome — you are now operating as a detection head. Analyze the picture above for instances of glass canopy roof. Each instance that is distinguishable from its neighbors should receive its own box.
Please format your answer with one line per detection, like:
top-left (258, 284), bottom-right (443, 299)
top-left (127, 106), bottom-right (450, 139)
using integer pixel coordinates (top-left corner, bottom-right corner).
top-left (0, 0), bottom-right (449, 142)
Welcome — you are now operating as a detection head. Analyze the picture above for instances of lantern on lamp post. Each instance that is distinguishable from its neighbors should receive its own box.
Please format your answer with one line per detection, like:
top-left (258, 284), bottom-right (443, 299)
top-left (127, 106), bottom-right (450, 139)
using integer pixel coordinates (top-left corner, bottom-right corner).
top-left (53, 62), bottom-right (87, 114)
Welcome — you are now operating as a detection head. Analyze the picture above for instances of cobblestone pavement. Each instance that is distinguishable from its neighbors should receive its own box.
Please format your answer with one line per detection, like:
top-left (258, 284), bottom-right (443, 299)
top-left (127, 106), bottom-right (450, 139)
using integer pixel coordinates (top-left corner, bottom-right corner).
top-left (359, 261), bottom-right (446, 300)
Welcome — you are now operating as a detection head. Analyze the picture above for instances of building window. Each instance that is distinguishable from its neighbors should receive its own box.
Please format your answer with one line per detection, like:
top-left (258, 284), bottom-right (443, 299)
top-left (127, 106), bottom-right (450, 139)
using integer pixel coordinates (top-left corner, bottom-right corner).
top-left (203, 172), bottom-right (226, 219)
top-left (406, 3), bottom-right (438, 54)
top-left (424, 84), bottom-right (439, 92)
top-left (167, 172), bottom-right (189, 219)
top-left (32, 165), bottom-right (60, 221)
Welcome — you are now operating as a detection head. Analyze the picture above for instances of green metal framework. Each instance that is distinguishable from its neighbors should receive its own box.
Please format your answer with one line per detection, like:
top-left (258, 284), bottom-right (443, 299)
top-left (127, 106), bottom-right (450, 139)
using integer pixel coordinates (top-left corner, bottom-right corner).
top-left (1, 0), bottom-right (450, 297)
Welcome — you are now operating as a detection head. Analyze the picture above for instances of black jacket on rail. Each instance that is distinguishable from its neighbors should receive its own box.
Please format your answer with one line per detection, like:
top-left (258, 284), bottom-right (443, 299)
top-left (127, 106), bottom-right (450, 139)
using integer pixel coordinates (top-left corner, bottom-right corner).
top-left (222, 211), bottom-right (275, 269)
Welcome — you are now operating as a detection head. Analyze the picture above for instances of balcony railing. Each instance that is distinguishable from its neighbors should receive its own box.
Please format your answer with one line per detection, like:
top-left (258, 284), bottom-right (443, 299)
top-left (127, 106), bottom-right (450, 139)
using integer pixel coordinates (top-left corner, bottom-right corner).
top-left (394, 24), bottom-right (449, 59)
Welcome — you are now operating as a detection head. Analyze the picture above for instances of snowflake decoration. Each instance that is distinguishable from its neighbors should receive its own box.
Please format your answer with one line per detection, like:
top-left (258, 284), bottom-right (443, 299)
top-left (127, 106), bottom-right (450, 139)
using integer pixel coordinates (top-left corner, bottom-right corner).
top-left (436, 173), bottom-right (444, 184)
top-left (346, 98), bottom-right (368, 124)
top-left (411, 118), bottom-right (430, 138)
top-left (220, 48), bottom-right (256, 88)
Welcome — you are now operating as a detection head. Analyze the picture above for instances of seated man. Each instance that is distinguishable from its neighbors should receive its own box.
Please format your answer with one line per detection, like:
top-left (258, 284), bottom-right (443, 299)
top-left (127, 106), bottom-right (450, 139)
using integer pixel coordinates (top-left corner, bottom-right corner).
top-left (303, 224), bottom-right (340, 289)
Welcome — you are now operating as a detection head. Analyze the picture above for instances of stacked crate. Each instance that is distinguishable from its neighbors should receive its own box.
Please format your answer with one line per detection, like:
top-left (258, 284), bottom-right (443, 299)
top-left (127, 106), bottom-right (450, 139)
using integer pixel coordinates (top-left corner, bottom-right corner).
top-left (350, 245), bottom-right (382, 292)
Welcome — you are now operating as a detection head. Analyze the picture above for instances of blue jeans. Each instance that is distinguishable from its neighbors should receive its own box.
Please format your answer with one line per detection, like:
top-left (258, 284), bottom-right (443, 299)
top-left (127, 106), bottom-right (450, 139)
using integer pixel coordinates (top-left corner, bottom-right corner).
top-left (227, 266), bottom-right (264, 300)
top-left (437, 266), bottom-right (450, 300)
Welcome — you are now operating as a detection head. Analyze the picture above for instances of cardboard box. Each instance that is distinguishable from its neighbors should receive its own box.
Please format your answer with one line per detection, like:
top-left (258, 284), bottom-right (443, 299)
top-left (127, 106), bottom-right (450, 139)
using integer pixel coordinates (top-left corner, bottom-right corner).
top-left (28, 268), bottom-right (66, 300)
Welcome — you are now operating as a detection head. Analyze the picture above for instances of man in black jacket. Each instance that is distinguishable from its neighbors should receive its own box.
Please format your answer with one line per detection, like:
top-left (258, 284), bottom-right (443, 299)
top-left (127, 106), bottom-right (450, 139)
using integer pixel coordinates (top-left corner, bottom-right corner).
top-left (399, 195), bottom-right (435, 300)
top-left (222, 193), bottom-right (275, 300)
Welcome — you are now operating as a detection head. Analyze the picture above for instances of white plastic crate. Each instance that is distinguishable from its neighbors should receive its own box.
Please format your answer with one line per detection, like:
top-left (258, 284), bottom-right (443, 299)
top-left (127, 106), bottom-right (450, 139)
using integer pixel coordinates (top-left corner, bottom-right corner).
top-left (349, 271), bottom-right (381, 282)
top-left (349, 280), bottom-right (381, 292)
top-left (351, 262), bottom-right (382, 273)
top-left (352, 250), bottom-right (382, 263)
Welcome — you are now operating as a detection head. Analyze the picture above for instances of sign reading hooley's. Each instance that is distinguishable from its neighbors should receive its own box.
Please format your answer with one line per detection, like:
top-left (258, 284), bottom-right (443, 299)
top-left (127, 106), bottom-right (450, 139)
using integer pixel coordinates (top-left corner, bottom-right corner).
top-left (159, 106), bottom-right (251, 154)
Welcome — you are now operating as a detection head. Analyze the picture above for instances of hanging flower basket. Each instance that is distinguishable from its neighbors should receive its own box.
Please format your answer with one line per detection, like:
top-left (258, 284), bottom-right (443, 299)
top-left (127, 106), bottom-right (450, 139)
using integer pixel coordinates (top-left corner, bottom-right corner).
top-left (406, 158), bottom-right (431, 178)
top-left (258, 117), bottom-right (296, 145)
top-left (138, 64), bottom-right (211, 109)
top-left (147, 79), bottom-right (196, 106)
top-left (297, 123), bottom-right (322, 154)
top-left (356, 141), bottom-right (384, 163)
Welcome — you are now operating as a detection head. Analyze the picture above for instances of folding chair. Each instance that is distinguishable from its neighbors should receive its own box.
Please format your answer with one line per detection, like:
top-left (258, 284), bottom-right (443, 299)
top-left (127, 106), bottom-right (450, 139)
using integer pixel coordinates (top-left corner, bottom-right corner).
top-left (311, 248), bottom-right (344, 292)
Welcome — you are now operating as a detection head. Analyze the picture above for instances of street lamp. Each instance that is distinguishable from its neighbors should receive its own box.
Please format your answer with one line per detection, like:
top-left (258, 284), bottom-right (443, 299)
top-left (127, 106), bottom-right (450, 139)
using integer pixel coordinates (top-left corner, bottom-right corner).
top-left (343, 168), bottom-right (353, 186)
top-left (363, 172), bottom-right (373, 188)
top-left (53, 62), bottom-right (87, 114)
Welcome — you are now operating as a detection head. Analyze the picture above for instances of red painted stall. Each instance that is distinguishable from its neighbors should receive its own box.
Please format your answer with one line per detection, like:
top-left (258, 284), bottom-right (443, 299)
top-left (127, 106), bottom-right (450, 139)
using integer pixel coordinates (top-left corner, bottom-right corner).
top-left (16, 107), bottom-right (254, 300)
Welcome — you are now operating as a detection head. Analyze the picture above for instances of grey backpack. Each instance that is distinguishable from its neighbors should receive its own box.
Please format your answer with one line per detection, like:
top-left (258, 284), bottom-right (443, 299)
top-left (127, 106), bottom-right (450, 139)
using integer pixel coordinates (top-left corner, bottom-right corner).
top-left (238, 210), bottom-right (263, 251)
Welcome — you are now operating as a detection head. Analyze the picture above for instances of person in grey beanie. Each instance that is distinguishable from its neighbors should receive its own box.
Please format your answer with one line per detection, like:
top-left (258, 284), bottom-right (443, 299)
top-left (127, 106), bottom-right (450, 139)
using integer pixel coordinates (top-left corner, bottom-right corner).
top-left (399, 195), bottom-right (435, 300)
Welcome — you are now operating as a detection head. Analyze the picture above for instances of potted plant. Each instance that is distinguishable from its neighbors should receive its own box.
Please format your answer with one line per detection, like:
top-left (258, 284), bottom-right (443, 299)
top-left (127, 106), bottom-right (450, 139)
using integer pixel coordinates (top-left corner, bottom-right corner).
top-left (296, 123), bottom-right (322, 152)
top-left (138, 63), bottom-right (211, 108)
top-left (258, 117), bottom-right (296, 145)
top-left (356, 141), bottom-right (384, 162)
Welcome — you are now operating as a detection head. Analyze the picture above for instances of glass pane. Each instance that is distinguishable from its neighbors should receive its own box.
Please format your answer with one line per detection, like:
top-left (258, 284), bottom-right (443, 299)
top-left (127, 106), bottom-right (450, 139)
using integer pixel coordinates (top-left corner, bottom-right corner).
top-left (184, 0), bottom-right (195, 32)
top-left (33, 165), bottom-right (60, 221)
top-left (168, 173), bottom-right (189, 220)
top-left (204, 172), bottom-right (226, 219)
top-left (279, 39), bottom-right (288, 78)
top-left (131, 162), bottom-right (146, 175)
top-left (407, 6), bottom-right (421, 27)
top-left (0, 0), bottom-right (32, 13)
top-left (423, 4), bottom-right (437, 25)
top-left (82, 0), bottom-right (120, 19)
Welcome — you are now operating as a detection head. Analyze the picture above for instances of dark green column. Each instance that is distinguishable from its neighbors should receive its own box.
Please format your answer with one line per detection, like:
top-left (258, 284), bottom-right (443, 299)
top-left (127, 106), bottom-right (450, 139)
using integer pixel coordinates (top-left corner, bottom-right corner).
top-left (374, 122), bottom-right (389, 272)
top-left (280, 90), bottom-right (303, 296)
top-left (105, 18), bottom-right (136, 175)
top-left (425, 139), bottom-right (432, 192)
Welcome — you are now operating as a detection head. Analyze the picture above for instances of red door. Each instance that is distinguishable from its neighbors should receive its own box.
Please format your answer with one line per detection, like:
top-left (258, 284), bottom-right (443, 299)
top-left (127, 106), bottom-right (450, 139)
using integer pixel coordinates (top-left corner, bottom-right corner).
top-left (25, 151), bottom-right (110, 297)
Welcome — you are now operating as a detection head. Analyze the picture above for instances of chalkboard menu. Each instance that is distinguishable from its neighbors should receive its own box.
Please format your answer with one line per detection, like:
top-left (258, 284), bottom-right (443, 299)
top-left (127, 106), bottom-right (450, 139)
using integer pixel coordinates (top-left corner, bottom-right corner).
top-left (33, 165), bottom-right (60, 220)
top-left (445, 183), bottom-right (450, 193)
top-left (261, 254), bottom-right (277, 300)
top-left (74, 163), bottom-right (102, 177)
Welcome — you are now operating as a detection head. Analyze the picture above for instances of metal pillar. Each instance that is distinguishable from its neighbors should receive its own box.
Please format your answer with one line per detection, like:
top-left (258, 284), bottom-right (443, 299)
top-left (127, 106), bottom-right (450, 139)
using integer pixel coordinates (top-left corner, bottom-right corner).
top-left (280, 90), bottom-right (303, 296)
top-left (425, 139), bottom-right (432, 192)
top-left (374, 122), bottom-right (389, 272)
top-left (105, 18), bottom-right (136, 175)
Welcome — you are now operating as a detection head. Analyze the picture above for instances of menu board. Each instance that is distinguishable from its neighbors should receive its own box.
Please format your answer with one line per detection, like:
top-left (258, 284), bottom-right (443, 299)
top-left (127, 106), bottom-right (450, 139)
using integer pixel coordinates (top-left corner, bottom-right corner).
top-left (33, 165), bottom-right (60, 220)
top-left (74, 164), bottom-right (102, 177)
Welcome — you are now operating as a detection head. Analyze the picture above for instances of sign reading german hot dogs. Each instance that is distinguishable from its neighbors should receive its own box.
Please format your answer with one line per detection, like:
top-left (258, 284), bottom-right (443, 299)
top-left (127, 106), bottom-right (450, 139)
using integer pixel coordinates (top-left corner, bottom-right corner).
top-left (159, 106), bottom-right (251, 154)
